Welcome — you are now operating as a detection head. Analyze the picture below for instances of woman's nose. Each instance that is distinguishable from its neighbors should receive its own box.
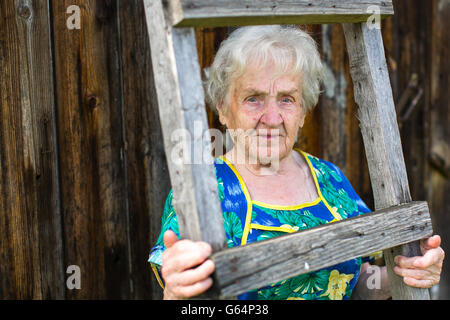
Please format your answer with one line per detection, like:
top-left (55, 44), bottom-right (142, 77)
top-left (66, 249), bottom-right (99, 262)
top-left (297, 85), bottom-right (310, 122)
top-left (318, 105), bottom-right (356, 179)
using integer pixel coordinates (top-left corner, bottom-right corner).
top-left (260, 99), bottom-right (283, 127)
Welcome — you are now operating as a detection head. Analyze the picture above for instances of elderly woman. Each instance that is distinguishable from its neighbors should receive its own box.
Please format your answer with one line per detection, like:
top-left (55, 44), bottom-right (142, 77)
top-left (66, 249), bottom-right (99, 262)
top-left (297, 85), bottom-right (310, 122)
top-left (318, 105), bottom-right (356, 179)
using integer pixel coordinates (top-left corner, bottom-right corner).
top-left (148, 25), bottom-right (444, 300)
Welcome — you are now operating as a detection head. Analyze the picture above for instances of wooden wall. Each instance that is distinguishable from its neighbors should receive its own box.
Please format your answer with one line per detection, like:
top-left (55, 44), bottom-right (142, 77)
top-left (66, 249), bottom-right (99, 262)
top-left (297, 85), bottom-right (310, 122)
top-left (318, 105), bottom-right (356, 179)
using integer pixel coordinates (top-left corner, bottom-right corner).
top-left (0, 0), bottom-right (448, 299)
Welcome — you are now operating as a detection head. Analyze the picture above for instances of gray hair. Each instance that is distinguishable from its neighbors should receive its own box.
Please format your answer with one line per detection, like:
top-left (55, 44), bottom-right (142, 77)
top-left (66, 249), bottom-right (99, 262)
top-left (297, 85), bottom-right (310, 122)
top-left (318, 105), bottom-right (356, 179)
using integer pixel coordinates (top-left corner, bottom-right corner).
top-left (204, 25), bottom-right (324, 114)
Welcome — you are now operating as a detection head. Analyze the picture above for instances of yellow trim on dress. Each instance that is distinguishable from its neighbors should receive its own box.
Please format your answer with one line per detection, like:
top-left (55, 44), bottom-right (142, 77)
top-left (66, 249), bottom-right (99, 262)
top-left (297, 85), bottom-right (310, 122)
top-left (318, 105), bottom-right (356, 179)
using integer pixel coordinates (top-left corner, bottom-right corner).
top-left (250, 224), bottom-right (298, 233)
top-left (151, 263), bottom-right (165, 290)
top-left (218, 155), bottom-right (253, 246)
top-left (219, 149), bottom-right (342, 246)
top-left (295, 148), bottom-right (342, 222)
top-left (251, 197), bottom-right (321, 211)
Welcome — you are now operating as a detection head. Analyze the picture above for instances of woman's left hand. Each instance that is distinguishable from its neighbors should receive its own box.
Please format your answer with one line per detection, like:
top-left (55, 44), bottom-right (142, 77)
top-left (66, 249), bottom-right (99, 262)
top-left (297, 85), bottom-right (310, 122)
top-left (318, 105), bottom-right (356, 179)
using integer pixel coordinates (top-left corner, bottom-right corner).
top-left (393, 235), bottom-right (445, 288)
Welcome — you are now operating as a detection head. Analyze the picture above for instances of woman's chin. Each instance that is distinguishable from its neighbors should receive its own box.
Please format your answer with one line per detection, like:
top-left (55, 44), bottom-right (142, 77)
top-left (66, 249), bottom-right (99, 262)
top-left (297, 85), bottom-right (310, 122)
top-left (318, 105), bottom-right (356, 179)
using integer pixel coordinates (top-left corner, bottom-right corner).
top-left (248, 145), bottom-right (288, 165)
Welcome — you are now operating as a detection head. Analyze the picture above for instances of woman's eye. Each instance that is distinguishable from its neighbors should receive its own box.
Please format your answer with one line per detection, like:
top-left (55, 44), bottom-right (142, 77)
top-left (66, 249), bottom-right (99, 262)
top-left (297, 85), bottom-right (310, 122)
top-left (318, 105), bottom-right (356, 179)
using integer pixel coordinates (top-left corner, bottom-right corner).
top-left (246, 97), bottom-right (258, 103)
top-left (281, 97), bottom-right (293, 103)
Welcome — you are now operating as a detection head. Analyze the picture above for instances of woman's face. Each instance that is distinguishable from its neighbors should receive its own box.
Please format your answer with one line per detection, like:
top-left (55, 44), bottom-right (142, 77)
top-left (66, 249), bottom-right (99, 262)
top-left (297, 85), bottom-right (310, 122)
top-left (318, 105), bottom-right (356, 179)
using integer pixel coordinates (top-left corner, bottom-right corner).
top-left (218, 63), bottom-right (306, 165)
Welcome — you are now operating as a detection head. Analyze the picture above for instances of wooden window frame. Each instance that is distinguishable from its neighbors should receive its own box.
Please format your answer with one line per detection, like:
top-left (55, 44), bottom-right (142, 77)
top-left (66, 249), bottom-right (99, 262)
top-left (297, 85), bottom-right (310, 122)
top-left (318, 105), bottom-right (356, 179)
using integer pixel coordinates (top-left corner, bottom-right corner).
top-left (144, 0), bottom-right (432, 299)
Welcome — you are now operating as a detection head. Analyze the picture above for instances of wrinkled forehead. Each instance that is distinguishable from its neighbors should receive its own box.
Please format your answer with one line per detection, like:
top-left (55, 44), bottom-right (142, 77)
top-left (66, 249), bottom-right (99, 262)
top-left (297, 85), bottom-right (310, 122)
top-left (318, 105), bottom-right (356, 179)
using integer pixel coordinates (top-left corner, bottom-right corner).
top-left (230, 58), bottom-right (303, 94)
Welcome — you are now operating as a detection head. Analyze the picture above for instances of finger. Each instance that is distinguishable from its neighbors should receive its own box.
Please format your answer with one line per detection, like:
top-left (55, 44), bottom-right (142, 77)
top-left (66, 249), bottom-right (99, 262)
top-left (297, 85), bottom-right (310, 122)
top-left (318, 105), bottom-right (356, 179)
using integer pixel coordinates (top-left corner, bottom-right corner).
top-left (163, 230), bottom-right (180, 249)
top-left (162, 242), bottom-right (212, 275)
top-left (393, 266), bottom-right (433, 280)
top-left (403, 277), bottom-right (436, 289)
top-left (171, 277), bottom-right (214, 299)
top-left (394, 255), bottom-right (419, 269)
top-left (168, 259), bottom-right (215, 287)
top-left (413, 247), bottom-right (444, 269)
top-left (395, 244), bottom-right (445, 269)
top-left (171, 242), bottom-right (212, 271)
top-left (421, 235), bottom-right (441, 252)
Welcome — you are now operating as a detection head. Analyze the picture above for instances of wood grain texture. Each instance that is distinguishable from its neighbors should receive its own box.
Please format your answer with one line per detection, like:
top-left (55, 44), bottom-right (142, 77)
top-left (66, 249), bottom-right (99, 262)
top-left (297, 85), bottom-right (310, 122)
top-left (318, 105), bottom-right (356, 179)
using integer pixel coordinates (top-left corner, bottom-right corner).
top-left (195, 27), bottom-right (228, 140)
top-left (427, 0), bottom-right (450, 299)
top-left (168, 0), bottom-right (394, 27)
top-left (212, 201), bottom-right (432, 297)
top-left (0, 0), bottom-right (64, 299)
top-left (389, 1), bottom-right (430, 203)
top-left (51, 0), bottom-right (131, 299)
top-left (144, 0), bottom-right (227, 252)
top-left (343, 22), bottom-right (431, 299)
top-left (0, 0), bottom-right (446, 300)
top-left (424, 0), bottom-right (450, 299)
top-left (117, 0), bottom-right (170, 300)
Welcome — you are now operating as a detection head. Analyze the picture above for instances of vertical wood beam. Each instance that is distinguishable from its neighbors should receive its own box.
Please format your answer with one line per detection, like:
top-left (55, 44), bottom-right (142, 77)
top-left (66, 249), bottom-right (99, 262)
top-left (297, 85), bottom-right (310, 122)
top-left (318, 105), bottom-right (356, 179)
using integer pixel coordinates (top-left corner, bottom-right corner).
top-left (117, 0), bottom-right (170, 300)
top-left (51, 0), bottom-right (131, 299)
top-left (143, 0), bottom-right (227, 252)
top-left (343, 22), bottom-right (431, 300)
top-left (0, 0), bottom-right (64, 299)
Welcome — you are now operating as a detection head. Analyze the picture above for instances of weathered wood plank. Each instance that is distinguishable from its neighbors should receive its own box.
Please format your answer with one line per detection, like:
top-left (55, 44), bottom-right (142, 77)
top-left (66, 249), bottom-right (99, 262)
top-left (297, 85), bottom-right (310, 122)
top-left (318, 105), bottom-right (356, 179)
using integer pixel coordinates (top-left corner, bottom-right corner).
top-left (212, 201), bottom-right (432, 297)
top-left (51, 0), bottom-right (131, 299)
top-left (118, 0), bottom-right (171, 299)
top-left (0, 0), bottom-right (64, 299)
top-left (342, 22), bottom-right (431, 299)
top-left (168, 0), bottom-right (394, 27)
top-left (143, 0), bottom-right (227, 251)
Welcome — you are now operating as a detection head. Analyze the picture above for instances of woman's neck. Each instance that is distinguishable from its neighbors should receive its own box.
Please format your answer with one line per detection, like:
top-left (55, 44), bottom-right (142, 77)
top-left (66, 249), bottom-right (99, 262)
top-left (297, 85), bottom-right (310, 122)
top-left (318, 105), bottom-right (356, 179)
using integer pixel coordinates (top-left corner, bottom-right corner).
top-left (224, 147), bottom-right (319, 205)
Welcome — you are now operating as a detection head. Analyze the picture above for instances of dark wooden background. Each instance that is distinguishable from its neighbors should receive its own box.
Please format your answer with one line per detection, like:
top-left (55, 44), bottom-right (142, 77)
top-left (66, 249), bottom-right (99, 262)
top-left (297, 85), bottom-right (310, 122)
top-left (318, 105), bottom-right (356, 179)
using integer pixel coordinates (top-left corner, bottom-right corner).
top-left (0, 0), bottom-right (448, 299)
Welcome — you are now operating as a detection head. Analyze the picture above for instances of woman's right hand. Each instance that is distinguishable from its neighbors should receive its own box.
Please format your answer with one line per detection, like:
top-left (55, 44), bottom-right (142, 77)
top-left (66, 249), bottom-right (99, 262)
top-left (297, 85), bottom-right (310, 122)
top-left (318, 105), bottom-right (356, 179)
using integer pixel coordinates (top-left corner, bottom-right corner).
top-left (161, 230), bottom-right (215, 299)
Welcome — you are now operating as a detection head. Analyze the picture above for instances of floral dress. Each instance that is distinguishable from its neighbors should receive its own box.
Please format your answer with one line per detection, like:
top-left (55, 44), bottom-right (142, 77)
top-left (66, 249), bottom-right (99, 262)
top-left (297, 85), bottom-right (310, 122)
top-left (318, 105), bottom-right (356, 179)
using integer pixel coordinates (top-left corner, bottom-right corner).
top-left (148, 149), bottom-right (382, 300)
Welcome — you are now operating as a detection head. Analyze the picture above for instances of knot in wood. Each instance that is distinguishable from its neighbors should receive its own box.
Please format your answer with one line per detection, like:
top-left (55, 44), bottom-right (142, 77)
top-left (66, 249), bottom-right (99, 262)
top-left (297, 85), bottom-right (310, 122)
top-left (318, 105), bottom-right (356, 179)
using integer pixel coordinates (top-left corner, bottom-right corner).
top-left (88, 96), bottom-right (99, 109)
top-left (17, 4), bottom-right (32, 20)
top-left (95, 0), bottom-right (114, 23)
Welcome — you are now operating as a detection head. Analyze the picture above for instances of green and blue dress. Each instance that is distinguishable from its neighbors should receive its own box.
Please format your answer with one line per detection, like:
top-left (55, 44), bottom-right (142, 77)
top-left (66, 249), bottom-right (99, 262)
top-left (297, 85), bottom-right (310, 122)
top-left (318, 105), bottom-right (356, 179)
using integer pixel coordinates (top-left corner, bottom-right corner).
top-left (148, 150), bottom-right (382, 300)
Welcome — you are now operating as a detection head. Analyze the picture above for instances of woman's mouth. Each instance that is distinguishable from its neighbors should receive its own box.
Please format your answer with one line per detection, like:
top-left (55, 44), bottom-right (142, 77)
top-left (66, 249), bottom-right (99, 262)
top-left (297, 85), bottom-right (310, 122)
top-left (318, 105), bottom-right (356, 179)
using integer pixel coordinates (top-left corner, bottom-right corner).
top-left (257, 134), bottom-right (282, 140)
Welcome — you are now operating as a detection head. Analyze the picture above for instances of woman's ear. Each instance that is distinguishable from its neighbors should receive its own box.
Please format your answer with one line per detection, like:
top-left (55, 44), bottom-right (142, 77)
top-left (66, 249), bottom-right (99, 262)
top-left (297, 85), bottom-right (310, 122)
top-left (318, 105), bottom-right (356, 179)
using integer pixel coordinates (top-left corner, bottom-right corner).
top-left (298, 99), bottom-right (307, 128)
top-left (299, 112), bottom-right (306, 128)
top-left (217, 102), bottom-right (228, 127)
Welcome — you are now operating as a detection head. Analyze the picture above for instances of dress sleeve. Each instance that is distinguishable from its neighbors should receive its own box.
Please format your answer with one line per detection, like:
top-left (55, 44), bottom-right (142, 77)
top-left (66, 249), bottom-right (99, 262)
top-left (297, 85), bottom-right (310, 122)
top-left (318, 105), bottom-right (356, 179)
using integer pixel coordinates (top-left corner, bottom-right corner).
top-left (325, 161), bottom-right (383, 264)
top-left (148, 189), bottom-right (181, 289)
